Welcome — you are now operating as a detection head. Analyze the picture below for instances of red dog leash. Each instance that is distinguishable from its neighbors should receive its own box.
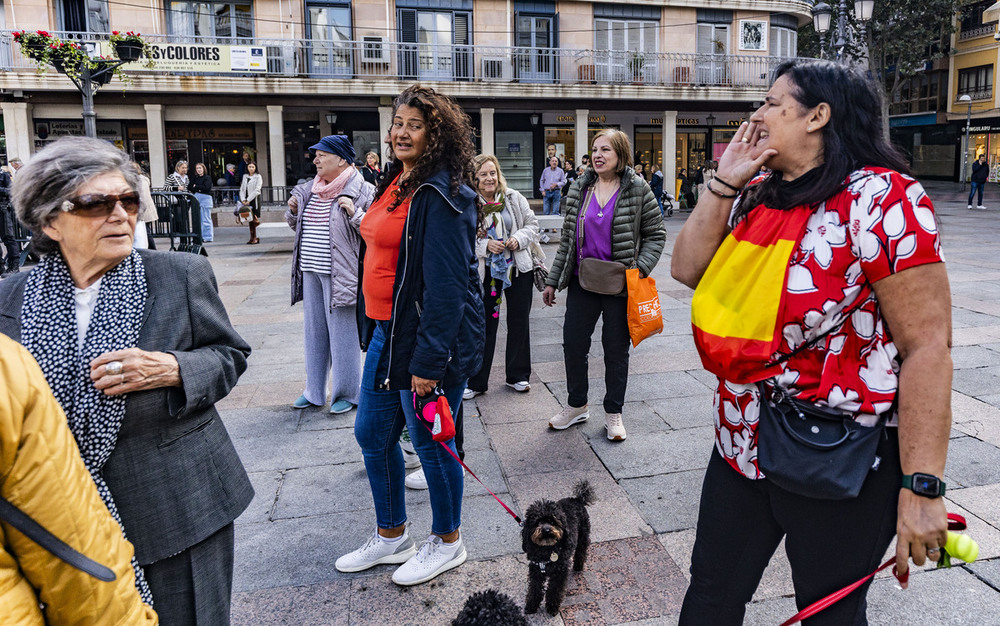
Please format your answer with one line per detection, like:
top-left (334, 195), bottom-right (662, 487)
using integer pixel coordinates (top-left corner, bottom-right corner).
top-left (780, 514), bottom-right (968, 626)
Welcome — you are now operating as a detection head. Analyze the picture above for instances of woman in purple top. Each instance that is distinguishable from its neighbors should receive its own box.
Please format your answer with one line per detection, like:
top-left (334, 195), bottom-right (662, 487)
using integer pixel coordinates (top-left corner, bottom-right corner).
top-left (542, 129), bottom-right (665, 442)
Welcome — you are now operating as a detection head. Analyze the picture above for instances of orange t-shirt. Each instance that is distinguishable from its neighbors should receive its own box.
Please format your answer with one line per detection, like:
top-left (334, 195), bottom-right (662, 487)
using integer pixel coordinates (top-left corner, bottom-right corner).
top-left (360, 183), bottom-right (411, 321)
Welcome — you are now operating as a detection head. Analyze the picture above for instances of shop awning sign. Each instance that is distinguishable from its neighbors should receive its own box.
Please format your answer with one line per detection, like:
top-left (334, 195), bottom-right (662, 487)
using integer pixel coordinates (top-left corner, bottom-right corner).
top-left (98, 42), bottom-right (267, 73)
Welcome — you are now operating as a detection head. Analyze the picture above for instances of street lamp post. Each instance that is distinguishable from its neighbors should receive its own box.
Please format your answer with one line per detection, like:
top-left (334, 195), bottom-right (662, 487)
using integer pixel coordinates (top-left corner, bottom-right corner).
top-left (811, 0), bottom-right (874, 63)
top-left (705, 114), bottom-right (716, 163)
top-left (960, 93), bottom-right (973, 187)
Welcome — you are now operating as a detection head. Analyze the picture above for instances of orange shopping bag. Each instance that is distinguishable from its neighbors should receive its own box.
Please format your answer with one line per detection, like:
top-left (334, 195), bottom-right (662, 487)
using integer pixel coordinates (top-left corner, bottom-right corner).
top-left (625, 268), bottom-right (662, 347)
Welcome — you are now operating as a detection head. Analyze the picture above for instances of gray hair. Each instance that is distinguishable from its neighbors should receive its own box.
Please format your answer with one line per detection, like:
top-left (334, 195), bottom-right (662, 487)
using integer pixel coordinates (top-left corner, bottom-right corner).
top-left (12, 136), bottom-right (140, 256)
top-left (174, 160), bottom-right (188, 171)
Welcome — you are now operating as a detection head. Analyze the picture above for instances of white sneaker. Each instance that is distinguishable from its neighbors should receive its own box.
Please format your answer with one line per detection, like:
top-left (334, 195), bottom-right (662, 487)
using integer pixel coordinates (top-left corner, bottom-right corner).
top-left (401, 447), bottom-right (421, 470)
top-left (605, 413), bottom-right (627, 441)
top-left (506, 381), bottom-right (530, 392)
top-left (391, 534), bottom-right (467, 586)
top-left (463, 388), bottom-right (482, 401)
top-left (978, 205), bottom-right (987, 210)
top-left (968, 204), bottom-right (974, 209)
top-left (335, 530), bottom-right (416, 573)
top-left (405, 467), bottom-right (428, 490)
top-left (549, 404), bottom-right (589, 430)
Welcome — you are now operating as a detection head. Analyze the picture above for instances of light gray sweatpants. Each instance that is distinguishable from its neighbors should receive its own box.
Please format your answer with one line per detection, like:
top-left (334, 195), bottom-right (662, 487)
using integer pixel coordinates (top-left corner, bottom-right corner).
top-left (302, 271), bottom-right (361, 406)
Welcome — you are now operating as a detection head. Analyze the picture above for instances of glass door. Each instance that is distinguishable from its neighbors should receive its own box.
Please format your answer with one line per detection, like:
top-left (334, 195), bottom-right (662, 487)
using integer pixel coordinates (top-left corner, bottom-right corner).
top-left (496, 131), bottom-right (534, 197)
top-left (308, 4), bottom-right (352, 77)
top-left (515, 15), bottom-right (553, 83)
top-left (418, 12), bottom-right (453, 80)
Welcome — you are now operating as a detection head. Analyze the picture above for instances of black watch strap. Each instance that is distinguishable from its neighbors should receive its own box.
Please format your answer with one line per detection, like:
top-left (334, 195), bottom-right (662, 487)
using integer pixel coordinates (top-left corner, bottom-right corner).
top-left (902, 473), bottom-right (946, 498)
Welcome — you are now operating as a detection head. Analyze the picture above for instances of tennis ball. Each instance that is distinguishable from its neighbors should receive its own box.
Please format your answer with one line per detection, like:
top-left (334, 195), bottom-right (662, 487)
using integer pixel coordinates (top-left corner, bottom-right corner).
top-left (945, 532), bottom-right (979, 563)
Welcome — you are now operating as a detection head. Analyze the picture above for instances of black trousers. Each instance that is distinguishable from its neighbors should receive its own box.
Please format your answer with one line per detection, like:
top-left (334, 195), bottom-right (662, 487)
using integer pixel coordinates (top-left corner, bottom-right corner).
top-left (468, 269), bottom-right (534, 392)
top-left (0, 204), bottom-right (18, 270)
top-left (679, 430), bottom-right (902, 626)
top-left (563, 276), bottom-right (630, 414)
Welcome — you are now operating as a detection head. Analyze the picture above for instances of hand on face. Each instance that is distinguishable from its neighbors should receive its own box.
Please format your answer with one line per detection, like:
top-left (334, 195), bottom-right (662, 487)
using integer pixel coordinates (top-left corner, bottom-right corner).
top-left (715, 121), bottom-right (778, 189)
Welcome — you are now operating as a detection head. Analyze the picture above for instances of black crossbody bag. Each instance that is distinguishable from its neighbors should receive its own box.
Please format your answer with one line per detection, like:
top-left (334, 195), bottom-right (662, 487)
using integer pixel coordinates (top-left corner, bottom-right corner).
top-left (756, 283), bottom-right (890, 500)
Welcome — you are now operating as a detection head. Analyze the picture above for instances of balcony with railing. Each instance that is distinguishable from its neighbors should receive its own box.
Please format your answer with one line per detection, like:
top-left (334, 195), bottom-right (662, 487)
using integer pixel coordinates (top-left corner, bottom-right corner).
top-left (0, 31), bottom-right (800, 92)
top-left (957, 87), bottom-right (993, 101)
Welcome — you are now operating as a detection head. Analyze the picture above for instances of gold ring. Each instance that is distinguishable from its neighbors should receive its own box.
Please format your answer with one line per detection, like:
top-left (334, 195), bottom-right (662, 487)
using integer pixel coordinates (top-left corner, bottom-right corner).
top-left (741, 137), bottom-right (750, 143)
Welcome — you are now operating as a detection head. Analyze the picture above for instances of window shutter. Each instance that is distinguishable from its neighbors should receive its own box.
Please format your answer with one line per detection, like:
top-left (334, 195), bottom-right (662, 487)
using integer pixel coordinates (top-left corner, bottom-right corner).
top-left (553, 13), bottom-right (559, 48)
top-left (455, 12), bottom-right (470, 45)
top-left (627, 21), bottom-right (640, 51)
top-left (697, 24), bottom-right (713, 54)
top-left (399, 8), bottom-right (417, 43)
top-left (595, 19), bottom-right (608, 49)
top-left (612, 21), bottom-right (625, 50)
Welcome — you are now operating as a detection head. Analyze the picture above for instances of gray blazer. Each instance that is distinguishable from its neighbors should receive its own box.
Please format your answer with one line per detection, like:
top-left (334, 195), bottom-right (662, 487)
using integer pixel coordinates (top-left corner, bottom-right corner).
top-left (0, 249), bottom-right (254, 565)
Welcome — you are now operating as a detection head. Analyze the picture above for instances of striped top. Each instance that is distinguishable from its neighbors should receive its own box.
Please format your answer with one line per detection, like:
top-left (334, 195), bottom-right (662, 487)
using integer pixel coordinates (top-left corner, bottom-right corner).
top-left (299, 195), bottom-right (334, 274)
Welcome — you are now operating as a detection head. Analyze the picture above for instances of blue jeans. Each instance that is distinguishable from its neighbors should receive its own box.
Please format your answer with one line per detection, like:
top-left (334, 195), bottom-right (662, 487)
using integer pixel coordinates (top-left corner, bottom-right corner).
top-left (354, 322), bottom-right (465, 535)
top-left (194, 192), bottom-right (214, 242)
top-left (543, 189), bottom-right (561, 215)
top-left (969, 181), bottom-right (984, 206)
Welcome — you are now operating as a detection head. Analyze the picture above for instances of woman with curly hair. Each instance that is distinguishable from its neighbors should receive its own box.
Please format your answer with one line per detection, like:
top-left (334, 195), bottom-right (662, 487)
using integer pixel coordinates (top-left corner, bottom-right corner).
top-left (335, 85), bottom-right (484, 586)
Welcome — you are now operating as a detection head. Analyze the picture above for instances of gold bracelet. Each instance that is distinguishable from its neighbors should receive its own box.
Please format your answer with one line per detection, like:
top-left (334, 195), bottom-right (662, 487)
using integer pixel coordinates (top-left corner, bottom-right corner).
top-left (706, 180), bottom-right (738, 199)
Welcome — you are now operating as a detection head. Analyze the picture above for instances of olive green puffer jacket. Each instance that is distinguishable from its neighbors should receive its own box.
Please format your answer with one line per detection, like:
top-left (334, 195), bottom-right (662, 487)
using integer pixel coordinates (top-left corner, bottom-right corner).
top-left (546, 166), bottom-right (665, 291)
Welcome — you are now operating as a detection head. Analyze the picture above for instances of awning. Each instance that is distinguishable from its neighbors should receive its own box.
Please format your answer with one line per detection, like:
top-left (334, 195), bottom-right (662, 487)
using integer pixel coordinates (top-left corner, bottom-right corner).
top-left (983, 1), bottom-right (1000, 24)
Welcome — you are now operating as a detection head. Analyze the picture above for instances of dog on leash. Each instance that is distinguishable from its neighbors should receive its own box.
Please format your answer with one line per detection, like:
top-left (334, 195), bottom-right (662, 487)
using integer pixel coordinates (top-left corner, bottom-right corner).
top-left (521, 480), bottom-right (596, 615)
top-left (452, 588), bottom-right (527, 626)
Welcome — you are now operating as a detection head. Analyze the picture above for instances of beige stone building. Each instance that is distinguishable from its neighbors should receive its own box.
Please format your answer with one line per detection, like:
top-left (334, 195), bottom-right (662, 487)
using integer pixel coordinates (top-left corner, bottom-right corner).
top-left (0, 0), bottom-right (810, 193)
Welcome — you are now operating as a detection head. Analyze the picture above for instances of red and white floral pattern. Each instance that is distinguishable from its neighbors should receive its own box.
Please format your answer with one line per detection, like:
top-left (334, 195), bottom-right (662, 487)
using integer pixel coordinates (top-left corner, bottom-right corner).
top-left (714, 168), bottom-right (944, 479)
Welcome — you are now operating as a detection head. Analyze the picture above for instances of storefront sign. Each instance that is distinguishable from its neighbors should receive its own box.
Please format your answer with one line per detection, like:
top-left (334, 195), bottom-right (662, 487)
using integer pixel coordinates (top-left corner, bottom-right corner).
top-left (677, 118), bottom-right (700, 125)
top-left (35, 120), bottom-right (122, 141)
top-left (99, 42), bottom-right (267, 73)
top-left (554, 115), bottom-right (606, 123)
top-left (507, 143), bottom-right (520, 153)
top-left (128, 126), bottom-right (255, 140)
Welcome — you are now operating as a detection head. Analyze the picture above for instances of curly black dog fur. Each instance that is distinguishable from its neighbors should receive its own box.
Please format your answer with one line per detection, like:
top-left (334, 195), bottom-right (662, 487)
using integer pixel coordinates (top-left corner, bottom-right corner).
top-left (521, 480), bottom-right (596, 615)
top-left (452, 589), bottom-right (528, 626)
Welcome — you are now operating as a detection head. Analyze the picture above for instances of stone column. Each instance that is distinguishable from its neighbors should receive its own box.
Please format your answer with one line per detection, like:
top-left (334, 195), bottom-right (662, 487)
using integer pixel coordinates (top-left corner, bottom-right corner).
top-left (254, 122), bottom-right (269, 186)
top-left (267, 105), bottom-right (285, 187)
top-left (575, 108), bottom-right (589, 166)
top-left (1, 102), bottom-right (33, 164)
top-left (661, 111), bottom-right (677, 196)
top-left (480, 107), bottom-right (495, 155)
top-left (144, 104), bottom-right (166, 187)
top-left (378, 105), bottom-right (393, 159)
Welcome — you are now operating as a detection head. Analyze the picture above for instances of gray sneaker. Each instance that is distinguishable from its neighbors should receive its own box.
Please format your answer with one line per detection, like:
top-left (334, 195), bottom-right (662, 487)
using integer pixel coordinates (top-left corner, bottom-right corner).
top-left (391, 534), bottom-right (467, 586)
top-left (549, 404), bottom-right (588, 430)
top-left (605, 413), bottom-right (627, 441)
top-left (334, 530), bottom-right (416, 573)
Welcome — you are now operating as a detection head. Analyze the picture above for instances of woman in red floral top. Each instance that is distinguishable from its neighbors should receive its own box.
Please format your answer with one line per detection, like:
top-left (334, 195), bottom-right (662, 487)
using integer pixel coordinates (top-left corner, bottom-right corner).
top-left (672, 60), bottom-right (952, 624)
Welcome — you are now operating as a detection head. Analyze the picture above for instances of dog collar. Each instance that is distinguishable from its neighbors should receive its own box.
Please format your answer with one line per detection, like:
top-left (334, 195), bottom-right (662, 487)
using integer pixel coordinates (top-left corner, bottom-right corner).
top-left (530, 553), bottom-right (560, 573)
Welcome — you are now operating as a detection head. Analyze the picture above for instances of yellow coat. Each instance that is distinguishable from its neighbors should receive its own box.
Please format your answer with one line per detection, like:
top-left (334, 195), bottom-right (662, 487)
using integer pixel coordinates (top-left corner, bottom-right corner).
top-left (0, 334), bottom-right (158, 625)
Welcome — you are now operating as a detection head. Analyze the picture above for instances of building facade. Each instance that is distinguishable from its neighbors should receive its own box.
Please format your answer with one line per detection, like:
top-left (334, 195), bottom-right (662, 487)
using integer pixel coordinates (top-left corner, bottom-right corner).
top-left (0, 0), bottom-right (811, 192)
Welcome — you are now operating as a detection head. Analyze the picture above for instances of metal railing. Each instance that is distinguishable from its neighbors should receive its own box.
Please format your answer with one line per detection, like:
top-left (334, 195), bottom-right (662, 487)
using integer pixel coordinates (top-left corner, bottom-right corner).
top-left (959, 23), bottom-right (997, 40)
top-left (957, 87), bottom-right (993, 101)
top-left (1, 30), bottom-right (800, 89)
top-left (156, 185), bottom-right (294, 207)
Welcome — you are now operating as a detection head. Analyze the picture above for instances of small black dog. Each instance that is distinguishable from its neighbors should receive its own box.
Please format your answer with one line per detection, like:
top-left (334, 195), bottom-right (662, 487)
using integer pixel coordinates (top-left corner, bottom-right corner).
top-left (521, 480), bottom-right (596, 615)
top-left (452, 588), bottom-right (528, 626)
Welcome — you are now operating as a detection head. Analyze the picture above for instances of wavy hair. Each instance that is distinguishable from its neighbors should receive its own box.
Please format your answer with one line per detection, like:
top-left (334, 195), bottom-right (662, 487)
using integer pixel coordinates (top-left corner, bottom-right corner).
top-left (472, 153), bottom-right (509, 228)
top-left (736, 59), bottom-right (910, 222)
top-left (376, 84), bottom-right (476, 210)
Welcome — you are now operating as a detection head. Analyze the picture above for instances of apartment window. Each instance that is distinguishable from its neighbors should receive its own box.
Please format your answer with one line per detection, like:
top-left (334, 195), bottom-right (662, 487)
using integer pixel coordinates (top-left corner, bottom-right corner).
top-left (398, 6), bottom-right (472, 80)
top-left (514, 5), bottom-right (556, 82)
top-left (594, 20), bottom-right (657, 82)
top-left (696, 10), bottom-right (731, 84)
top-left (891, 72), bottom-right (945, 115)
top-left (961, 0), bottom-right (997, 37)
top-left (958, 65), bottom-right (993, 100)
top-left (169, 1), bottom-right (253, 40)
top-left (57, 0), bottom-right (109, 32)
top-left (308, 2), bottom-right (352, 76)
top-left (769, 14), bottom-right (797, 58)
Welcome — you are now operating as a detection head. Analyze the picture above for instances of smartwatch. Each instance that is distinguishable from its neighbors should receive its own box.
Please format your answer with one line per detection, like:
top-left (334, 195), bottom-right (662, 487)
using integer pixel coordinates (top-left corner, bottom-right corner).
top-left (902, 473), bottom-right (946, 498)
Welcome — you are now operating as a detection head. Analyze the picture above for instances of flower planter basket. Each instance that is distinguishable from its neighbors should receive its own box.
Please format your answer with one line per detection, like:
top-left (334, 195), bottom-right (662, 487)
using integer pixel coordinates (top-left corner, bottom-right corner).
top-left (114, 42), bottom-right (143, 61)
top-left (24, 43), bottom-right (47, 60)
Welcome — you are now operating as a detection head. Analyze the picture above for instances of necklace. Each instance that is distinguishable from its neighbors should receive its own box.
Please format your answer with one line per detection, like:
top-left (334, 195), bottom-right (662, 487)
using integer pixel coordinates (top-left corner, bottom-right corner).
top-left (595, 179), bottom-right (619, 217)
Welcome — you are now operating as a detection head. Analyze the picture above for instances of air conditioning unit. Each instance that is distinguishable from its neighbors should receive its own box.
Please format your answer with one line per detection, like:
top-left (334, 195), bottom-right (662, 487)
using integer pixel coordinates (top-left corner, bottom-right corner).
top-left (362, 36), bottom-right (389, 64)
top-left (481, 57), bottom-right (510, 81)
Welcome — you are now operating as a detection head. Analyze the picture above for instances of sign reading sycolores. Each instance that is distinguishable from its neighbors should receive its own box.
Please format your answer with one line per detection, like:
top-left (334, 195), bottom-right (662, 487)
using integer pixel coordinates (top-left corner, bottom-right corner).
top-left (99, 41), bottom-right (266, 72)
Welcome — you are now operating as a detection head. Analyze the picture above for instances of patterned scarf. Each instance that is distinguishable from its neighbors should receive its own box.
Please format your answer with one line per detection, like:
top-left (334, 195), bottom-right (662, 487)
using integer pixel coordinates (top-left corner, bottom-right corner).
top-left (311, 167), bottom-right (354, 200)
top-left (483, 197), bottom-right (512, 316)
top-left (21, 250), bottom-right (153, 605)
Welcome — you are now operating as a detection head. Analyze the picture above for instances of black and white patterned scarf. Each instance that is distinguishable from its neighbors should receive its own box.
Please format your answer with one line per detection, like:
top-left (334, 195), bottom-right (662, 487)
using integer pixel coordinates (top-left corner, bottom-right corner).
top-left (21, 250), bottom-right (153, 605)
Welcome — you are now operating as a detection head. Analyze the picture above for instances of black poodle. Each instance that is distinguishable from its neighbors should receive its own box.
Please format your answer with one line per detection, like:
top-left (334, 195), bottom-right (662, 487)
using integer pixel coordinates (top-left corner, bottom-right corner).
top-left (520, 480), bottom-right (596, 615)
top-left (452, 589), bottom-right (527, 626)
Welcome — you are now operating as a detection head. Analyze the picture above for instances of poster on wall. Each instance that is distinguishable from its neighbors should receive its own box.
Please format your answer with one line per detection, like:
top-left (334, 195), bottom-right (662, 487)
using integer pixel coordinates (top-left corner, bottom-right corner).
top-left (98, 42), bottom-right (267, 73)
top-left (739, 20), bottom-right (768, 51)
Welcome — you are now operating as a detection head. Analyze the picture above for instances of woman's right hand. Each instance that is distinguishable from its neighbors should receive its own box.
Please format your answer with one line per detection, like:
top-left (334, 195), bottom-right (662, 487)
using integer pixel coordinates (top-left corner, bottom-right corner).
top-left (486, 240), bottom-right (505, 254)
top-left (288, 196), bottom-right (298, 215)
top-left (715, 121), bottom-right (778, 189)
top-left (542, 285), bottom-right (556, 307)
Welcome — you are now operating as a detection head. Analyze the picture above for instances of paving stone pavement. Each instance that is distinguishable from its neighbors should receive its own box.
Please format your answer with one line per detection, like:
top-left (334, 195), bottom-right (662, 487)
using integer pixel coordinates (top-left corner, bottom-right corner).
top-left (194, 181), bottom-right (1000, 625)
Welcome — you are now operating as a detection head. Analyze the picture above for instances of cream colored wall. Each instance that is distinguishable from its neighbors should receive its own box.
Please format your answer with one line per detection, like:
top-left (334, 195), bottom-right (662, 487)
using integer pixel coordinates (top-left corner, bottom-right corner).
top-left (4, 0), bottom-right (53, 31)
top-left (107, 1), bottom-right (159, 34)
top-left (557, 1), bottom-right (594, 49)
top-left (661, 8), bottom-right (697, 54)
top-left (733, 11), bottom-right (770, 56)
top-left (354, 0), bottom-right (393, 41)
top-left (474, 0), bottom-right (510, 47)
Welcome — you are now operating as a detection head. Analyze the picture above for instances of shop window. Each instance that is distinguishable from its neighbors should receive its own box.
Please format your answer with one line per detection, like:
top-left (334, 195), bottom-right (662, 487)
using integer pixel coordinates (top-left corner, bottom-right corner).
top-left (57, 0), bottom-right (109, 33)
top-left (958, 65), bottom-right (993, 101)
top-left (307, 2), bottom-right (352, 76)
top-left (594, 19), bottom-right (657, 82)
top-left (398, 8), bottom-right (472, 81)
top-left (169, 1), bottom-right (253, 42)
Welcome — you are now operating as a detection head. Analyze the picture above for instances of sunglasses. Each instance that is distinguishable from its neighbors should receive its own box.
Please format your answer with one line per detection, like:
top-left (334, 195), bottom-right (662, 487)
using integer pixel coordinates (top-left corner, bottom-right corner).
top-left (61, 192), bottom-right (141, 217)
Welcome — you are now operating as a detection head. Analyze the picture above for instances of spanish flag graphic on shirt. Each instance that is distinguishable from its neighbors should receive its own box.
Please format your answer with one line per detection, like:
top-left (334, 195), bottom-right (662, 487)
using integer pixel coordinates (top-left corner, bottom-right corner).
top-left (691, 206), bottom-right (812, 384)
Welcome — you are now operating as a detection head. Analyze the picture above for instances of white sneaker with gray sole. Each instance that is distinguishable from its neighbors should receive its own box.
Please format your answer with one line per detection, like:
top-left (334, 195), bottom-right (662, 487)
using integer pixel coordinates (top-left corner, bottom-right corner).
top-left (335, 530), bottom-right (416, 573)
top-left (549, 404), bottom-right (589, 430)
top-left (391, 534), bottom-right (467, 586)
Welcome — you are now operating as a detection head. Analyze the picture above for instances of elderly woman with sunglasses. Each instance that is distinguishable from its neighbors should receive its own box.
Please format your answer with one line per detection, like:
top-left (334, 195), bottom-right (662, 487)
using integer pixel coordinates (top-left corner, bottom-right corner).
top-left (0, 136), bottom-right (254, 625)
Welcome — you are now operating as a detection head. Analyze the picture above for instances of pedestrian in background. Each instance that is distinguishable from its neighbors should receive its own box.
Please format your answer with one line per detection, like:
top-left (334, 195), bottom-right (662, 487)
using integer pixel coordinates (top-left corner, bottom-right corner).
top-left (649, 163), bottom-right (664, 214)
top-left (0, 164), bottom-right (18, 278)
top-left (542, 129), bottom-right (665, 442)
top-left (130, 162), bottom-right (158, 250)
top-left (190, 162), bottom-right (214, 243)
top-left (1, 136), bottom-right (254, 624)
top-left (165, 160), bottom-right (188, 192)
top-left (969, 153), bottom-right (988, 209)
top-left (672, 59), bottom-right (951, 624)
top-left (539, 156), bottom-right (566, 216)
top-left (239, 162), bottom-right (262, 245)
top-left (697, 160), bottom-right (717, 199)
top-left (337, 84), bottom-right (483, 587)
top-left (362, 151), bottom-right (381, 186)
top-left (286, 135), bottom-right (375, 415)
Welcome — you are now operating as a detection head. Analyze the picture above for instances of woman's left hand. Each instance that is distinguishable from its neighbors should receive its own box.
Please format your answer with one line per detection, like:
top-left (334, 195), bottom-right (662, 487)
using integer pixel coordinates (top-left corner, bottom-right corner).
top-left (486, 240), bottom-right (506, 254)
top-left (895, 490), bottom-right (948, 587)
top-left (338, 196), bottom-right (356, 217)
top-left (411, 375), bottom-right (438, 397)
top-left (90, 348), bottom-right (182, 396)
top-left (505, 237), bottom-right (520, 251)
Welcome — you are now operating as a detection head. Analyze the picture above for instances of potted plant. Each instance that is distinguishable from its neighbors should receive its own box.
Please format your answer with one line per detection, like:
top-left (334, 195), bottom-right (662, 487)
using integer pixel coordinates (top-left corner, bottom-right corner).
top-left (13, 30), bottom-right (56, 62)
top-left (628, 52), bottom-right (646, 84)
top-left (110, 31), bottom-right (153, 66)
top-left (49, 42), bottom-right (94, 81)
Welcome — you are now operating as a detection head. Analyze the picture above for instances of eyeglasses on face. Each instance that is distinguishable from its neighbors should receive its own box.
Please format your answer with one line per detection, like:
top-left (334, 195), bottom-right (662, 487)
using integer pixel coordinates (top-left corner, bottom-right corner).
top-left (60, 192), bottom-right (141, 217)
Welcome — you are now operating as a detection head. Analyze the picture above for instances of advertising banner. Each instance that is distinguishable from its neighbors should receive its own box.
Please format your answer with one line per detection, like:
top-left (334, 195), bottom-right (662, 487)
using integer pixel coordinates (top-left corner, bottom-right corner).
top-left (99, 42), bottom-right (267, 73)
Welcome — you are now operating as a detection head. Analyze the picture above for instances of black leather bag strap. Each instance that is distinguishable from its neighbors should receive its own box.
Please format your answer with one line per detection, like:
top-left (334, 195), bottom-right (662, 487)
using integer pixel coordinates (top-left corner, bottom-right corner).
top-left (0, 496), bottom-right (116, 582)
